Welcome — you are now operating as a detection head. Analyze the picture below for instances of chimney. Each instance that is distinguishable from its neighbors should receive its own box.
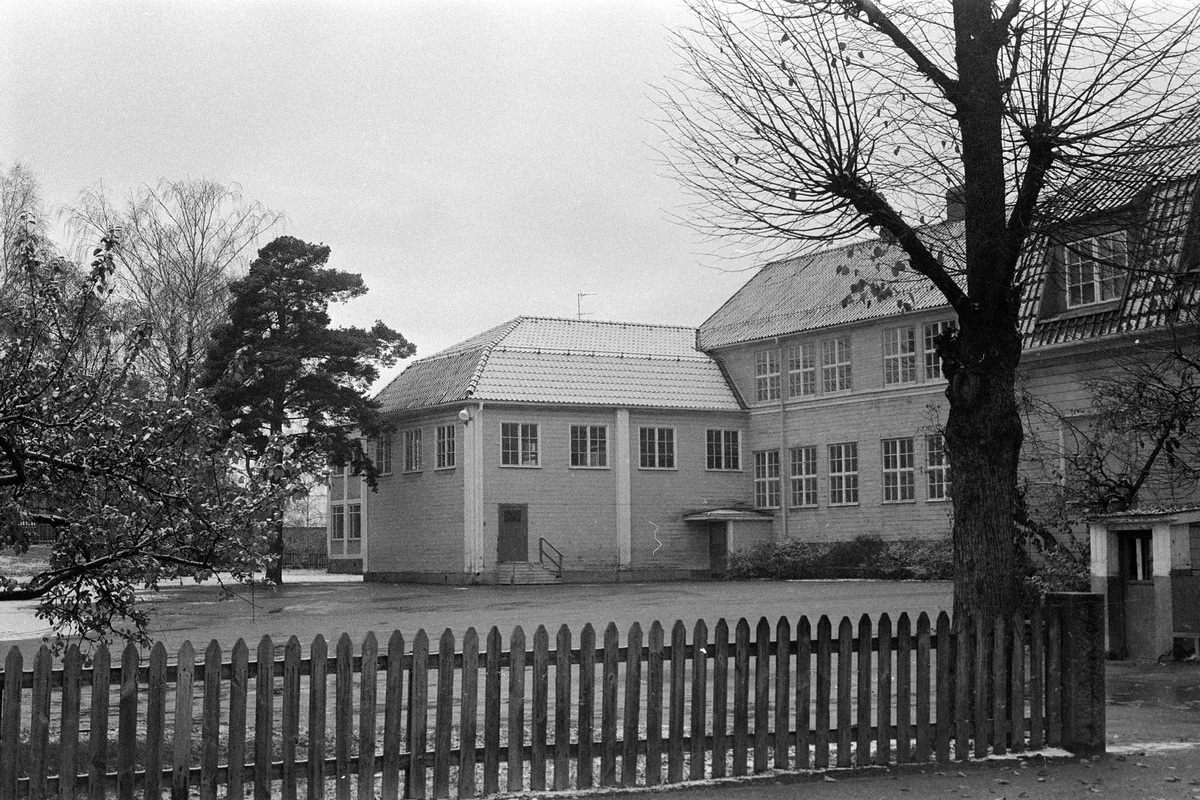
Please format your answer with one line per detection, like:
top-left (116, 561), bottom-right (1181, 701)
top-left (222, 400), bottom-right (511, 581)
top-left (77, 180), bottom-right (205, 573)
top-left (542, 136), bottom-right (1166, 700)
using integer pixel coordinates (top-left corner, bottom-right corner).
top-left (945, 185), bottom-right (965, 223)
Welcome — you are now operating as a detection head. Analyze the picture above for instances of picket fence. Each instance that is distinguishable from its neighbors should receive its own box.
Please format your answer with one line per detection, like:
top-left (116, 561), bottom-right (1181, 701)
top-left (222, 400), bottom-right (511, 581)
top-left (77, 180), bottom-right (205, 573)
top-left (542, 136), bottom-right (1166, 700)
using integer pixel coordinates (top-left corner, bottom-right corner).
top-left (0, 602), bottom-right (1096, 800)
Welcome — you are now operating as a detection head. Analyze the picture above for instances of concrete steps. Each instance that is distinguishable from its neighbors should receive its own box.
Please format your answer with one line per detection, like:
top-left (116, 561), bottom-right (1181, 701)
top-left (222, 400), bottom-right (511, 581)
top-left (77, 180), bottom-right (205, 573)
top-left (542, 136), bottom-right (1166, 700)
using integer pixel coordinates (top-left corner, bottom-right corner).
top-left (500, 561), bottom-right (562, 585)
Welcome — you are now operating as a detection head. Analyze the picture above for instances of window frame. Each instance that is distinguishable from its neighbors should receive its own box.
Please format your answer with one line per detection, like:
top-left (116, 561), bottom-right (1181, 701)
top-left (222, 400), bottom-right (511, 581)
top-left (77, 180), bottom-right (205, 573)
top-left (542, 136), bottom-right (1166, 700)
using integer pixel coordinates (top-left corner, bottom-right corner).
top-left (753, 450), bottom-right (781, 509)
top-left (755, 349), bottom-right (781, 402)
top-left (639, 426), bottom-right (677, 470)
top-left (1065, 231), bottom-right (1127, 309)
top-left (375, 434), bottom-right (393, 476)
top-left (883, 326), bottom-right (918, 386)
top-left (501, 422), bottom-right (540, 467)
top-left (570, 424), bottom-right (609, 469)
top-left (923, 320), bottom-right (955, 381)
top-left (926, 434), bottom-right (950, 501)
top-left (828, 442), bottom-right (859, 506)
top-left (821, 337), bottom-right (853, 393)
top-left (403, 428), bottom-right (422, 473)
top-left (435, 424), bottom-right (457, 470)
top-left (787, 342), bottom-right (817, 398)
top-left (882, 437), bottom-right (916, 503)
top-left (705, 429), bottom-right (741, 471)
top-left (789, 445), bottom-right (818, 508)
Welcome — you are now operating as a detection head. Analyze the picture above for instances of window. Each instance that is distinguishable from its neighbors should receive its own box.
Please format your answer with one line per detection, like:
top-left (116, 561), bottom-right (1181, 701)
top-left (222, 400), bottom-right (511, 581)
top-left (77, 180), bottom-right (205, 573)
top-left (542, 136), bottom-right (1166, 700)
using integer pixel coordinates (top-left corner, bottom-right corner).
top-left (706, 429), bottom-right (740, 471)
top-left (883, 327), bottom-right (917, 385)
top-left (828, 442), bottom-right (859, 505)
top-left (374, 435), bottom-right (393, 475)
top-left (755, 349), bottom-right (781, 402)
top-left (1066, 231), bottom-right (1127, 308)
top-left (347, 504), bottom-right (362, 540)
top-left (501, 423), bottom-right (540, 466)
top-left (923, 320), bottom-right (955, 380)
top-left (331, 505), bottom-right (345, 541)
top-left (787, 343), bottom-right (817, 397)
top-left (754, 451), bottom-right (781, 509)
top-left (403, 429), bottom-right (422, 472)
top-left (790, 446), bottom-right (818, 508)
top-left (926, 434), bottom-right (950, 501)
top-left (570, 425), bottom-right (608, 468)
top-left (639, 427), bottom-right (675, 469)
top-left (329, 465), bottom-right (362, 557)
top-left (436, 424), bottom-right (456, 470)
top-left (822, 337), bottom-right (852, 393)
top-left (882, 437), bottom-right (915, 502)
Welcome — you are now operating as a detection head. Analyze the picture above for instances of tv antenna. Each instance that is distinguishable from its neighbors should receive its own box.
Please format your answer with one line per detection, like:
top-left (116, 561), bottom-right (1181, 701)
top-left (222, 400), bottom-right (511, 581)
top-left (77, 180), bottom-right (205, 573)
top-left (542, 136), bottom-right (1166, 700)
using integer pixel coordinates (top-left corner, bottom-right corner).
top-left (577, 292), bottom-right (596, 320)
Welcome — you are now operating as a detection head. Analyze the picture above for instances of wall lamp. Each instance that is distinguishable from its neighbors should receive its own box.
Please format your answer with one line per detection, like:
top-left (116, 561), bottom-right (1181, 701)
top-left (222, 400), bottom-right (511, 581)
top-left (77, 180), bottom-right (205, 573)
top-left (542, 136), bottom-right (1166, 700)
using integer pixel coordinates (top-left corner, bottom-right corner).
top-left (459, 408), bottom-right (473, 426)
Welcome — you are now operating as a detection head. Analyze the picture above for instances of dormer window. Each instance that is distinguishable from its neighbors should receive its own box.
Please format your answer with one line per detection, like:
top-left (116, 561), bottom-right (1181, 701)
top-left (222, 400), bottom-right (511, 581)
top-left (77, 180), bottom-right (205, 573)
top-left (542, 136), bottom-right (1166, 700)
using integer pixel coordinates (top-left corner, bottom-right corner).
top-left (1065, 231), bottom-right (1127, 308)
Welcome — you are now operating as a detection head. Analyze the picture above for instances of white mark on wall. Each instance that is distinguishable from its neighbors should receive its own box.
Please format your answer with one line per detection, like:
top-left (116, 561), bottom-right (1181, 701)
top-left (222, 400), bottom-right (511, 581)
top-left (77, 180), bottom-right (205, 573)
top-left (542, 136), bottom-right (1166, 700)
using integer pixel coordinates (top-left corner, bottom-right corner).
top-left (651, 521), bottom-right (663, 553)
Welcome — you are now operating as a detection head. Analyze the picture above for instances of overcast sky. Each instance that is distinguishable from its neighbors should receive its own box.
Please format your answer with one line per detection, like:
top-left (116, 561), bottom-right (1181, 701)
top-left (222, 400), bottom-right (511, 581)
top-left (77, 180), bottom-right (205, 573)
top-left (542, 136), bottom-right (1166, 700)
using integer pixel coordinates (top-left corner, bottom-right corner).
top-left (1, 0), bottom-right (762, 386)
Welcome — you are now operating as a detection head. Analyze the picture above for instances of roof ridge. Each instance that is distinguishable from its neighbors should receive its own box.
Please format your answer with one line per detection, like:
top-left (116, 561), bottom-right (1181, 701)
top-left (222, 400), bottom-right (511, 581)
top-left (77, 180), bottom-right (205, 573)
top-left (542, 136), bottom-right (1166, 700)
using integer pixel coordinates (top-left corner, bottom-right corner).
top-left (464, 317), bottom-right (524, 398)
top-left (513, 315), bottom-right (697, 332)
top-left (492, 345), bottom-right (710, 360)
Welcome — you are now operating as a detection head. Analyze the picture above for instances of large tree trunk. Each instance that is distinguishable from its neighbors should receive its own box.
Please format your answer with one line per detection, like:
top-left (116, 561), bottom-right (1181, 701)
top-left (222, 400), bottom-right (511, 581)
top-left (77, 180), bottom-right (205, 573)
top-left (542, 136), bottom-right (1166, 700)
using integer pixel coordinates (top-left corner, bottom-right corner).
top-left (266, 514), bottom-right (285, 585)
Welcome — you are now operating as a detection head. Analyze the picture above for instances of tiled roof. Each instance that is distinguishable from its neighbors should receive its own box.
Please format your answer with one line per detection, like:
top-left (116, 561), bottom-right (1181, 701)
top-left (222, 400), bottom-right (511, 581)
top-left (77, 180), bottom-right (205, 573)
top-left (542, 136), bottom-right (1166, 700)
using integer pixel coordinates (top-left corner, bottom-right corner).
top-left (697, 222), bottom-right (963, 349)
top-left (375, 317), bottom-right (743, 413)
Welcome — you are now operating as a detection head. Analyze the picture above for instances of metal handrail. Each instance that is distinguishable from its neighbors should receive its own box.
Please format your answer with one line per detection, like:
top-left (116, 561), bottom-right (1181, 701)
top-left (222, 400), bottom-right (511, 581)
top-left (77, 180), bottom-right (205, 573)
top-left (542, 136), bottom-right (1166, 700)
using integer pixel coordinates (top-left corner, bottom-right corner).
top-left (538, 537), bottom-right (563, 578)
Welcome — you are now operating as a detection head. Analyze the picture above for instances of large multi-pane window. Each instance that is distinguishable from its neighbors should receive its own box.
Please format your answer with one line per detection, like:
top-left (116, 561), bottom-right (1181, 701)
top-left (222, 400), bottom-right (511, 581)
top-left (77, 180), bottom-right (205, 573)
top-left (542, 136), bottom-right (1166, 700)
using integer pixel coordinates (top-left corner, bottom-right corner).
top-left (374, 435), bottom-right (393, 475)
top-left (639, 427), bottom-right (675, 469)
top-left (329, 464), bottom-right (362, 557)
top-left (822, 337), bottom-right (853, 393)
top-left (926, 434), bottom-right (951, 501)
top-left (570, 425), bottom-right (608, 468)
top-left (787, 343), bottom-right (817, 397)
top-left (706, 429), bottom-right (740, 471)
top-left (754, 450), bottom-right (781, 509)
top-left (882, 437), bottom-right (915, 502)
top-left (501, 423), bottom-right (540, 466)
top-left (923, 320), bottom-right (956, 380)
top-left (403, 429), bottom-right (422, 472)
top-left (755, 349), bottom-right (781, 402)
top-left (789, 446), bottom-right (818, 508)
top-left (1066, 231), bottom-right (1127, 307)
top-left (436, 424), bottom-right (456, 470)
top-left (828, 442), bottom-right (859, 505)
top-left (883, 327), bottom-right (918, 385)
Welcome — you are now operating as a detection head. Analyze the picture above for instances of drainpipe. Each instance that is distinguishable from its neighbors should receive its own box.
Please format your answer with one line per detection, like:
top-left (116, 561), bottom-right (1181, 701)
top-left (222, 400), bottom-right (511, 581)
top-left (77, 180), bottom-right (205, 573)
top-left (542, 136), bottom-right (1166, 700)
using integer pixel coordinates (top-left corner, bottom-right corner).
top-left (775, 337), bottom-right (789, 540)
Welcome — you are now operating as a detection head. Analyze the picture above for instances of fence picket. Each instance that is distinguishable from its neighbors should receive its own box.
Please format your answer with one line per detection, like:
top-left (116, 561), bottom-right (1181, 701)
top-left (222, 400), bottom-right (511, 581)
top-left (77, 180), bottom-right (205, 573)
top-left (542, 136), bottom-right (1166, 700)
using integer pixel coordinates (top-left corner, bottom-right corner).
top-left (201, 641), bottom-right (223, 800)
top-left (32, 646), bottom-right (54, 800)
top-left (483, 627), bottom-right (502, 795)
top-left (507, 626), bottom-right (527, 793)
top-left (836, 617), bottom-right (853, 768)
top-left (689, 620), bottom-right (708, 781)
top-left (992, 615), bottom-right (1007, 756)
top-left (462, 628), bottom-right (481, 797)
top-left (753, 617), bottom-right (770, 774)
top-left (668, 620), bottom-right (687, 783)
top-left (382, 631), bottom-right (406, 800)
top-left (954, 616), bottom-right (970, 761)
top-left (856, 615), bottom-right (872, 767)
top-left (973, 614), bottom-right (989, 759)
top-left (814, 616), bottom-right (831, 770)
top-left (576, 624), bottom-right (595, 790)
top-left (282, 637), bottom-right (302, 800)
top-left (61, 644), bottom-right (83, 800)
top-left (359, 632), bottom-right (380, 799)
top-left (796, 616), bottom-right (812, 771)
top-left (88, 644), bottom-right (110, 800)
top-left (334, 634), bottom-right (353, 800)
top-left (896, 614), bottom-right (912, 763)
top-left (552, 625), bottom-right (570, 792)
top-left (913, 613), bottom-right (930, 762)
top-left (408, 630), bottom-right (430, 800)
top-left (254, 636), bottom-right (274, 800)
top-left (434, 630), bottom-right (455, 798)
top-left (1, 648), bottom-right (22, 800)
top-left (773, 617), bottom-right (791, 771)
top-left (531, 626), bottom-right (549, 792)
top-left (620, 623), bottom-right (641, 786)
top-left (1047, 604), bottom-right (1062, 747)
top-left (1029, 607), bottom-right (1045, 750)
top-left (732, 618), bottom-right (750, 776)
top-left (711, 619), bottom-right (729, 779)
top-left (877, 614), bottom-right (893, 765)
top-left (1010, 612), bottom-right (1025, 753)
top-left (228, 639), bottom-right (249, 800)
top-left (173, 641), bottom-right (195, 800)
top-left (306, 636), bottom-right (327, 800)
top-left (934, 613), bottom-right (950, 763)
top-left (646, 622), bottom-right (664, 786)
top-left (600, 623), bottom-right (618, 787)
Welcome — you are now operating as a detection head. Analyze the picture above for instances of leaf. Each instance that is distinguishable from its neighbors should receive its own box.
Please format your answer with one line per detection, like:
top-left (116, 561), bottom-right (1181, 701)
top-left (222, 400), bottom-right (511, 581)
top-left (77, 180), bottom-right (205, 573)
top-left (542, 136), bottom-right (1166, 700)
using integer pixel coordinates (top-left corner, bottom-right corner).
top-left (779, 32), bottom-right (789, 44)
top-left (788, 189), bottom-right (797, 200)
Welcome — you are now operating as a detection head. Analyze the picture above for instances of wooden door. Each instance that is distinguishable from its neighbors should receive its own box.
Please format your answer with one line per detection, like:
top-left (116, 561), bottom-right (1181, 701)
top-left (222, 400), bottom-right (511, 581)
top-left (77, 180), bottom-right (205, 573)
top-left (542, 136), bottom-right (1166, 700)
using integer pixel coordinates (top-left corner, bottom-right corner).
top-left (708, 523), bottom-right (728, 576)
top-left (498, 504), bottom-right (529, 562)
top-left (1118, 530), bottom-right (1155, 659)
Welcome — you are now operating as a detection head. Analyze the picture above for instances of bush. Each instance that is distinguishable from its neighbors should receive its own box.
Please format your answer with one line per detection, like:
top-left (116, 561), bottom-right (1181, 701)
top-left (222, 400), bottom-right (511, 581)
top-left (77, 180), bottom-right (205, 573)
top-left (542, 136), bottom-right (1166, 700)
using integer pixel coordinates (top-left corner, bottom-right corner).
top-left (727, 534), bottom-right (952, 581)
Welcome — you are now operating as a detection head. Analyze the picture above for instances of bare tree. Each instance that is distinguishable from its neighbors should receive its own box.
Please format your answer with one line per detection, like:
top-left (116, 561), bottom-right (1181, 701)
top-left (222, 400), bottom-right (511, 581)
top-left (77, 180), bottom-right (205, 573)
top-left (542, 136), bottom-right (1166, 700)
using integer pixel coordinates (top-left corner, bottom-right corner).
top-left (662, 0), bottom-right (1200, 617)
top-left (69, 179), bottom-right (282, 398)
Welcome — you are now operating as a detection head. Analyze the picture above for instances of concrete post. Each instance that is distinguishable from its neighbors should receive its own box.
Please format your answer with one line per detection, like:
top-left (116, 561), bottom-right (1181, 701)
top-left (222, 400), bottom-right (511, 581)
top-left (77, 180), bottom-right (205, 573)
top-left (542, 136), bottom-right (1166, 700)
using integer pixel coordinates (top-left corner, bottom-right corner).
top-left (1046, 592), bottom-right (1106, 755)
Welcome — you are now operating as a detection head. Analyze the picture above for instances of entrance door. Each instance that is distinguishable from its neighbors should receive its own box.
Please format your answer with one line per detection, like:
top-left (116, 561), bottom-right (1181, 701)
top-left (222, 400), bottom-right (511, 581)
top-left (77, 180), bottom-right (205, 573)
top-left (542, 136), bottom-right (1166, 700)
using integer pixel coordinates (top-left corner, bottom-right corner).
top-left (498, 504), bottom-right (529, 562)
top-left (1118, 530), bottom-right (1155, 659)
top-left (708, 522), bottom-right (728, 577)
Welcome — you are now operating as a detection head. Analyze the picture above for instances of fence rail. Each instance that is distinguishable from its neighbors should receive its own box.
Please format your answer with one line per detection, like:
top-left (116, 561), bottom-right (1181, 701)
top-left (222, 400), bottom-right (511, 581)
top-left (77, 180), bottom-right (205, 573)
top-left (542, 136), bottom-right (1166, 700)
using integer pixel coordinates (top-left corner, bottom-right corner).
top-left (0, 597), bottom-right (1104, 800)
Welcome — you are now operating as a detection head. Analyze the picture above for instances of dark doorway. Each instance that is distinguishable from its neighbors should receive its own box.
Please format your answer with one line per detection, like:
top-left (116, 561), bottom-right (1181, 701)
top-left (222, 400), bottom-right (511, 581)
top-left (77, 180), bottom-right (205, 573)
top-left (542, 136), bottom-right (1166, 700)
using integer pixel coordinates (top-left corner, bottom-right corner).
top-left (498, 504), bottom-right (529, 562)
top-left (708, 523), bottom-right (728, 577)
top-left (1118, 530), bottom-right (1154, 659)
